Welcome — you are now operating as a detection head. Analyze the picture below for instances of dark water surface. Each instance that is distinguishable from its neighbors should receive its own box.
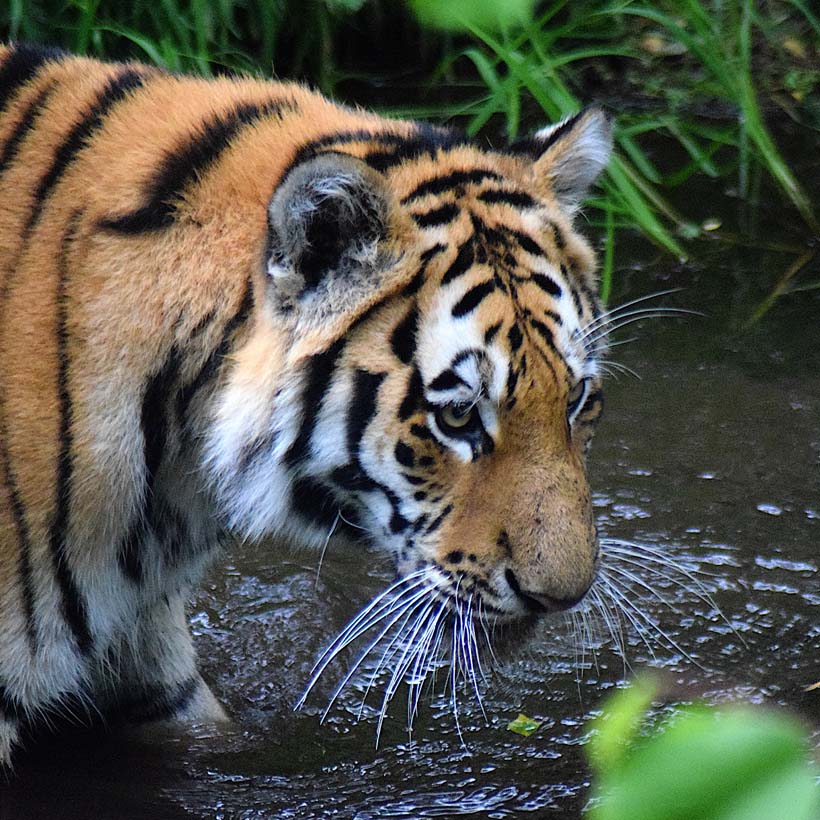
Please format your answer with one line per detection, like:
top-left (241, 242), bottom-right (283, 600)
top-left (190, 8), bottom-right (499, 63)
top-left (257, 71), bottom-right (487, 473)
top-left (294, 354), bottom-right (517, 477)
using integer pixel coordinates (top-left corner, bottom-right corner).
top-left (3, 263), bottom-right (819, 818)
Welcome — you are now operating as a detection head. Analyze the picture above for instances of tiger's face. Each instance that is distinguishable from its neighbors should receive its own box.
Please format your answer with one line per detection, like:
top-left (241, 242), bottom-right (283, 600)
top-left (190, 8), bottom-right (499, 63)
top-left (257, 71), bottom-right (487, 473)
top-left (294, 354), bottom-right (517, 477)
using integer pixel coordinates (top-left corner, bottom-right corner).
top-left (206, 108), bottom-right (610, 639)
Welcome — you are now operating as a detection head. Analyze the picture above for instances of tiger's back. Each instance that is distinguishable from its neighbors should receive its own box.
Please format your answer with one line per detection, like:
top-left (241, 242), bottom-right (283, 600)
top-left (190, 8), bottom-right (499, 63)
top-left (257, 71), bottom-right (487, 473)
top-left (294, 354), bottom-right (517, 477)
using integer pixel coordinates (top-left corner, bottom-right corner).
top-left (0, 43), bottom-right (611, 767)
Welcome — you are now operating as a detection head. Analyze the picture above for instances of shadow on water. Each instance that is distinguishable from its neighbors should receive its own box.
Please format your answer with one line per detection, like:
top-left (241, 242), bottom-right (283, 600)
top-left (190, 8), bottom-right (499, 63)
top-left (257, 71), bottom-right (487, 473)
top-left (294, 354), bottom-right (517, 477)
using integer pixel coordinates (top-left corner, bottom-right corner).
top-left (3, 171), bottom-right (819, 820)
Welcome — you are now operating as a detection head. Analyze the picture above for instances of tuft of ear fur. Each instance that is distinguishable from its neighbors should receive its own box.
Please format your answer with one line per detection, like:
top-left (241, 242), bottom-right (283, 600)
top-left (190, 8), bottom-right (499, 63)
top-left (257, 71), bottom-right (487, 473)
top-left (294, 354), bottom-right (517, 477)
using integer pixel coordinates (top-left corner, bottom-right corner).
top-left (511, 106), bottom-right (612, 215)
top-left (266, 153), bottom-right (396, 324)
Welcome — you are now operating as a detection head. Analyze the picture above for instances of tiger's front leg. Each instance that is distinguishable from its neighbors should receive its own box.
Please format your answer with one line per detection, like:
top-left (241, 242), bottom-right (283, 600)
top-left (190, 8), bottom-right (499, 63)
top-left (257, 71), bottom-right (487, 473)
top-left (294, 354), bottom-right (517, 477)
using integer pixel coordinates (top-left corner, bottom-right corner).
top-left (106, 593), bottom-right (228, 731)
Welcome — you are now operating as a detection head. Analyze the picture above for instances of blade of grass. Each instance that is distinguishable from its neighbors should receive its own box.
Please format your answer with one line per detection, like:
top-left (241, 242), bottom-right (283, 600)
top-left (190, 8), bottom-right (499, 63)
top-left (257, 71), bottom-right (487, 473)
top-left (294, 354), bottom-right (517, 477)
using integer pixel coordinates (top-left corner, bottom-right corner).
top-left (600, 199), bottom-right (616, 304)
top-left (745, 248), bottom-right (817, 326)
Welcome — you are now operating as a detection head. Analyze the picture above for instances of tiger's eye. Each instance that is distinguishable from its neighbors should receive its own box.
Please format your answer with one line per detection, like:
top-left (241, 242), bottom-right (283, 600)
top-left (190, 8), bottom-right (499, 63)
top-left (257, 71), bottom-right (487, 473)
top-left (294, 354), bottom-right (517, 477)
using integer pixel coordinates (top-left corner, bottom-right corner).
top-left (440, 404), bottom-right (473, 429)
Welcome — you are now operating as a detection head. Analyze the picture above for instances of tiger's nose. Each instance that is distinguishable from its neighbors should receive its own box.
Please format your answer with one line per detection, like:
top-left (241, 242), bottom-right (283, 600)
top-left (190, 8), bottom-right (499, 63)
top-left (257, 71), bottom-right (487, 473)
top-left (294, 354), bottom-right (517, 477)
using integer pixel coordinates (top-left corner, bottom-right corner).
top-left (504, 568), bottom-right (592, 613)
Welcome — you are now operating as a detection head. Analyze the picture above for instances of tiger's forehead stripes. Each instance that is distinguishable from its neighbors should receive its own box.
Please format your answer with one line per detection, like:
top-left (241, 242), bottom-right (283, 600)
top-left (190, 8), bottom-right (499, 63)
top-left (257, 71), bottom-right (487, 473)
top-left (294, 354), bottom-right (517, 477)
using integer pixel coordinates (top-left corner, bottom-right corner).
top-left (408, 197), bottom-right (588, 404)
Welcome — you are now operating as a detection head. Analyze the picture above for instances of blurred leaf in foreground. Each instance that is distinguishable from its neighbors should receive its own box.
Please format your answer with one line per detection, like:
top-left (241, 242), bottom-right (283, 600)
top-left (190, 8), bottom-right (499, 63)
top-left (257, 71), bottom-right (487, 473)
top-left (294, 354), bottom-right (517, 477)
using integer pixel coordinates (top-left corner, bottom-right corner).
top-left (588, 678), bottom-right (820, 820)
top-left (407, 0), bottom-right (535, 33)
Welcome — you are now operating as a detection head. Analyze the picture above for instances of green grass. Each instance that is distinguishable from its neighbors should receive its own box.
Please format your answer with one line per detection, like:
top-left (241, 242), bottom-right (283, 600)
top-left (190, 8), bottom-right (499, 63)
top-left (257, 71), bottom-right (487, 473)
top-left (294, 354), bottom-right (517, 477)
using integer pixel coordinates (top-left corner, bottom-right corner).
top-left (2, 0), bottom-right (818, 317)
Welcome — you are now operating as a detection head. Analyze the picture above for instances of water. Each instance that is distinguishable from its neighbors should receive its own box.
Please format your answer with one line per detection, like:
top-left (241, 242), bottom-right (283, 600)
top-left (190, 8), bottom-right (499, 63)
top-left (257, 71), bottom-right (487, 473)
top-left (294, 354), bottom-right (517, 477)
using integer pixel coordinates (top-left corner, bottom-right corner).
top-left (2, 262), bottom-right (818, 818)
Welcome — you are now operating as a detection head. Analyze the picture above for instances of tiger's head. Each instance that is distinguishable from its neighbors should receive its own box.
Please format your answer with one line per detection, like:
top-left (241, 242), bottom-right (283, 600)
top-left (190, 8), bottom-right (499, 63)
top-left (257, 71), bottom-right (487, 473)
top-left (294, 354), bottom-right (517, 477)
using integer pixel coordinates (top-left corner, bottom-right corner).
top-left (205, 108), bottom-right (611, 661)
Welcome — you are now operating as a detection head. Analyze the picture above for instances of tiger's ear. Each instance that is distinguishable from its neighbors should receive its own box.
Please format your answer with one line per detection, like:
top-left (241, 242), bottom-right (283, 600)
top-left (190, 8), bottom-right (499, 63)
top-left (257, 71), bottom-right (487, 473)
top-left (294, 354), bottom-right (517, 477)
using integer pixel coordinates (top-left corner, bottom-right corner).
top-left (511, 107), bottom-right (612, 215)
top-left (266, 152), bottom-right (396, 323)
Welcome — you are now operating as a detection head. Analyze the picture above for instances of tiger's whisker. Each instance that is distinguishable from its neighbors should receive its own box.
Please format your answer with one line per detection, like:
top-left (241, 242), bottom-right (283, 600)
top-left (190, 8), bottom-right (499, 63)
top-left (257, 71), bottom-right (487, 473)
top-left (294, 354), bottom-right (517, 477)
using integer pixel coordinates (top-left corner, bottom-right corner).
top-left (314, 511), bottom-right (340, 590)
top-left (597, 574), bottom-right (659, 661)
top-left (297, 578), bottom-right (429, 710)
top-left (600, 572), bottom-right (705, 670)
top-left (580, 288), bottom-right (684, 335)
top-left (322, 591), bottom-right (430, 723)
top-left (358, 596), bottom-right (432, 722)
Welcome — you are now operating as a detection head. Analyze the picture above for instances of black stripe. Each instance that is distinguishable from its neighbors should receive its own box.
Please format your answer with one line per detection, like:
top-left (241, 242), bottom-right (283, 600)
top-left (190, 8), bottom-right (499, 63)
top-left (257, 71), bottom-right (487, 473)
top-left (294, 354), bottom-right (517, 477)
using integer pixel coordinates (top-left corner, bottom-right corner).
top-left (452, 280), bottom-right (496, 318)
top-left (548, 221), bottom-right (566, 250)
top-left (401, 169), bottom-right (504, 204)
top-left (363, 134), bottom-right (464, 172)
top-left (531, 273), bottom-right (562, 298)
top-left (0, 43), bottom-right (62, 115)
top-left (412, 513), bottom-right (430, 533)
top-left (452, 348), bottom-right (481, 367)
top-left (176, 285), bottom-right (254, 422)
top-left (283, 129), bottom-right (410, 179)
top-left (0, 82), bottom-right (56, 175)
top-left (331, 463), bottom-right (375, 493)
top-left (530, 317), bottom-right (558, 350)
top-left (441, 240), bottom-right (474, 285)
top-left (26, 69), bottom-right (146, 237)
top-left (292, 475), bottom-right (363, 540)
top-left (347, 369), bottom-right (387, 456)
top-left (390, 305), bottom-right (418, 364)
top-left (428, 369), bottom-right (468, 392)
top-left (506, 362), bottom-right (519, 400)
top-left (402, 243), bottom-right (447, 296)
top-left (537, 111), bottom-right (585, 151)
top-left (477, 189), bottom-right (538, 209)
top-left (508, 111), bottom-right (585, 158)
top-left (508, 324), bottom-right (523, 352)
top-left (119, 340), bottom-right (184, 585)
top-left (528, 318), bottom-right (562, 380)
top-left (50, 210), bottom-right (93, 656)
top-left (394, 441), bottom-right (415, 468)
top-left (484, 321), bottom-right (502, 343)
top-left (569, 282), bottom-right (584, 317)
top-left (118, 517), bottom-right (145, 584)
top-left (101, 99), bottom-right (290, 234)
top-left (410, 423), bottom-right (434, 440)
top-left (0, 439), bottom-right (37, 652)
top-left (335, 367), bottom-right (410, 535)
top-left (292, 476), bottom-right (343, 530)
top-left (544, 309), bottom-right (562, 325)
top-left (399, 366), bottom-right (423, 421)
top-left (425, 504), bottom-right (453, 535)
top-left (362, 149), bottom-right (409, 172)
top-left (411, 203), bottom-right (459, 228)
top-left (284, 338), bottom-right (346, 468)
top-left (505, 228), bottom-right (544, 258)
top-left (142, 348), bottom-right (183, 494)
top-left (284, 124), bottom-right (469, 181)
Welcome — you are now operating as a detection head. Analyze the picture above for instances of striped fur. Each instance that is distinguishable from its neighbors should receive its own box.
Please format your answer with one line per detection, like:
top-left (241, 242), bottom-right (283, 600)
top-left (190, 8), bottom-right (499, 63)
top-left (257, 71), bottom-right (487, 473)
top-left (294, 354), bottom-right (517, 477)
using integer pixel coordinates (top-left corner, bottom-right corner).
top-left (0, 43), bottom-right (611, 766)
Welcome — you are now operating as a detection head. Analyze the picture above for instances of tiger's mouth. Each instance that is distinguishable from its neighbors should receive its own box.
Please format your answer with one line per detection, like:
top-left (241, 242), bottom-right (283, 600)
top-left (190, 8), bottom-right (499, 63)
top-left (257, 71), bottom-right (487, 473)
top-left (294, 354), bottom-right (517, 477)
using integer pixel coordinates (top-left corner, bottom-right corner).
top-left (296, 558), bottom-right (595, 738)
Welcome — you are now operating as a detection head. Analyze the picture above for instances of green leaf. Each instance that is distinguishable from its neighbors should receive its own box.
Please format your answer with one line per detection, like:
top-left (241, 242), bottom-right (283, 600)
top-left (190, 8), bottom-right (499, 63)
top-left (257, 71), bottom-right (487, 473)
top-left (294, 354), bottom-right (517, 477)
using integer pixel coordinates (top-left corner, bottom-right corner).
top-left (588, 677), bottom-right (658, 774)
top-left (589, 687), bottom-right (820, 820)
top-left (507, 713), bottom-right (540, 736)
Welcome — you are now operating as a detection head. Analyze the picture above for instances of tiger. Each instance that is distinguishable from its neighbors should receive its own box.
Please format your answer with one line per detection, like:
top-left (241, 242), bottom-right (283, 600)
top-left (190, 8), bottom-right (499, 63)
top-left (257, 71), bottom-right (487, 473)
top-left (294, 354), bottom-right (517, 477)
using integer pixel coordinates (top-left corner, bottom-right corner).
top-left (0, 41), bottom-right (612, 768)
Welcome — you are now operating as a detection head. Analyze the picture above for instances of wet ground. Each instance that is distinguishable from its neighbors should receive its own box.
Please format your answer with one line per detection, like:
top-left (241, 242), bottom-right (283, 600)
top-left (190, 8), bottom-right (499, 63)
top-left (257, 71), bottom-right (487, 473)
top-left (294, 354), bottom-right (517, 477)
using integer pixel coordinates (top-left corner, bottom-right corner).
top-left (2, 250), bottom-right (819, 818)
